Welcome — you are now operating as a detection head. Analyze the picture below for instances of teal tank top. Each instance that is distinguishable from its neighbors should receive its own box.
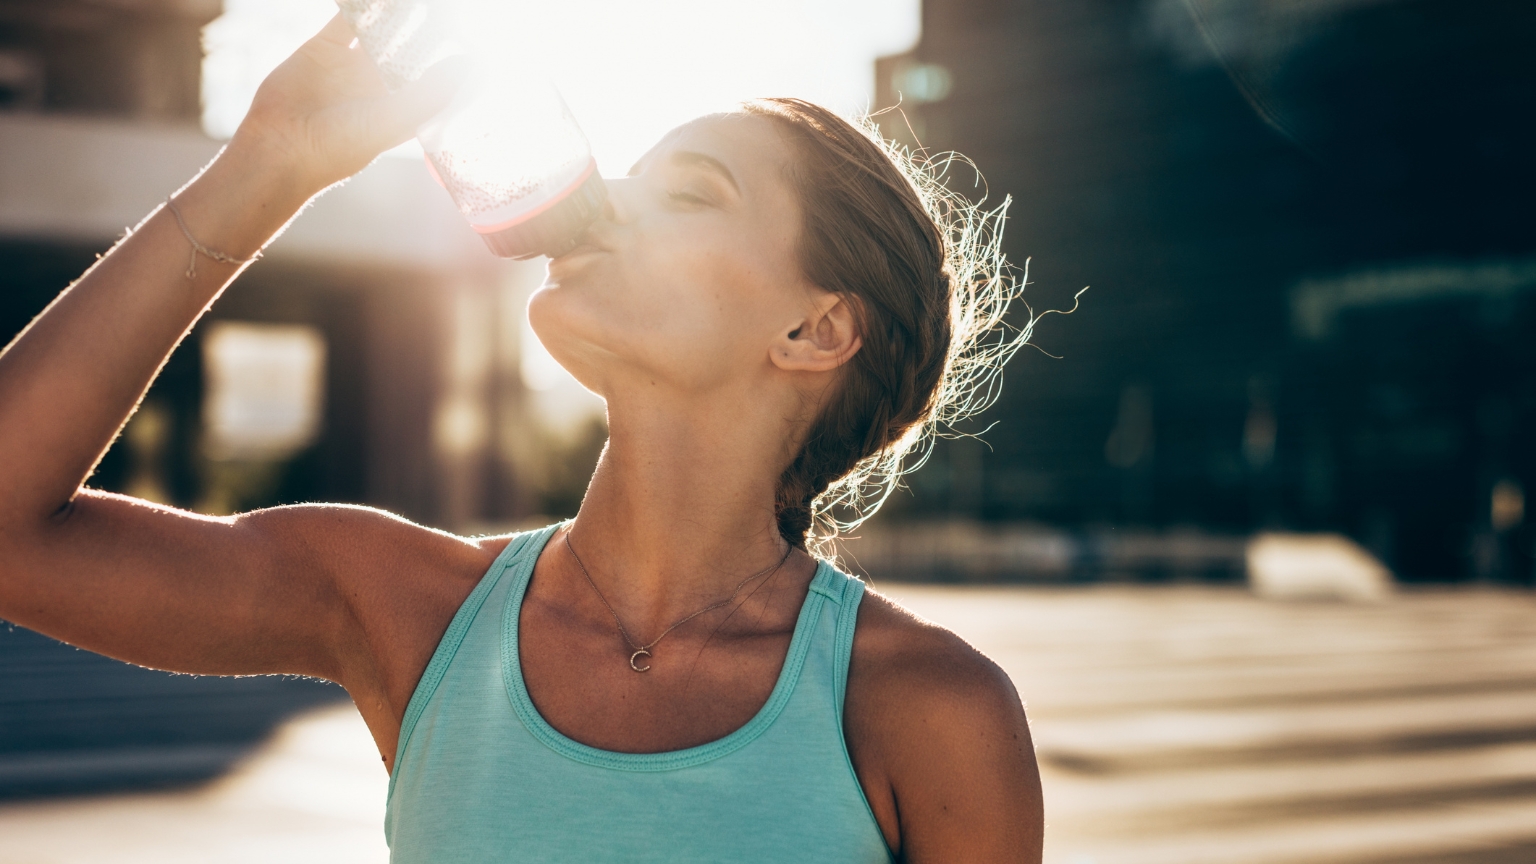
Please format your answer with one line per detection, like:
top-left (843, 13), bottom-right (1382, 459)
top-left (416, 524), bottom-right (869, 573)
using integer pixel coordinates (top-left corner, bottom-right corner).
top-left (385, 523), bottom-right (894, 862)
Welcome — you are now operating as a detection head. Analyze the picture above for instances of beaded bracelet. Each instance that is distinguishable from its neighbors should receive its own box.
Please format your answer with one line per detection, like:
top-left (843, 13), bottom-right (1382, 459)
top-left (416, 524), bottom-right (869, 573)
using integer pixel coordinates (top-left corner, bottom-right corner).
top-left (164, 196), bottom-right (263, 279)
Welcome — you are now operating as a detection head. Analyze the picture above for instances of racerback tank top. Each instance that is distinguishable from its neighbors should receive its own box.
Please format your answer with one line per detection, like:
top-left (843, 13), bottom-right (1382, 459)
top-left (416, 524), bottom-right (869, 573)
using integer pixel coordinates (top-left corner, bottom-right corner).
top-left (385, 523), bottom-right (895, 862)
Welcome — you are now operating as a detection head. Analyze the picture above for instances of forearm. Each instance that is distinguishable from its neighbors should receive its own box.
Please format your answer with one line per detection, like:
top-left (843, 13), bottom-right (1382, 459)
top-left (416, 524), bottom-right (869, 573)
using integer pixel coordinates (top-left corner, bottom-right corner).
top-left (0, 11), bottom-right (458, 538)
top-left (0, 141), bottom-right (319, 530)
top-left (0, 14), bottom-right (459, 697)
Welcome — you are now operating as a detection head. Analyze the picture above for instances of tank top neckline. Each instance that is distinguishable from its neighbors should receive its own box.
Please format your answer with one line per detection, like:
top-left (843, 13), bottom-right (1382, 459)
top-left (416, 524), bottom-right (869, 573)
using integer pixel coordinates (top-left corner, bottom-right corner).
top-left (500, 522), bottom-right (841, 773)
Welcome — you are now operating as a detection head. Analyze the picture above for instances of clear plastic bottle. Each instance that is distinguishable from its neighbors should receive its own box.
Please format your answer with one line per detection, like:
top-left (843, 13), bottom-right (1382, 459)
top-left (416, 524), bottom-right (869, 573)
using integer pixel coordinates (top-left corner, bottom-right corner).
top-left (335, 0), bottom-right (607, 258)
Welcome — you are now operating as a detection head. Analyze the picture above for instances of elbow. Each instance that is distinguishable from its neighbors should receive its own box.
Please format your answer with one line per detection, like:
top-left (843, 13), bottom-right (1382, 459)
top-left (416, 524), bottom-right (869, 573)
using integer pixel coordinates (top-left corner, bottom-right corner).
top-left (47, 493), bottom-right (80, 525)
top-left (0, 488), bottom-right (80, 564)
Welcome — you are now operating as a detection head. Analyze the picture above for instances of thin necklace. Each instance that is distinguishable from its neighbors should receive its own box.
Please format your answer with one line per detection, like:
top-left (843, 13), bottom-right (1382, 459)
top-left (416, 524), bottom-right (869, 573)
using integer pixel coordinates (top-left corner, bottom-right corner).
top-left (563, 530), bottom-right (792, 673)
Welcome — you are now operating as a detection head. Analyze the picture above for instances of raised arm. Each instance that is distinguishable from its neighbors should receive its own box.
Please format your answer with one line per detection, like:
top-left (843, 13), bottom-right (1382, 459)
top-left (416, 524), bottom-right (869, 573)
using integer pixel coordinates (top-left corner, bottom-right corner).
top-left (0, 17), bottom-right (464, 682)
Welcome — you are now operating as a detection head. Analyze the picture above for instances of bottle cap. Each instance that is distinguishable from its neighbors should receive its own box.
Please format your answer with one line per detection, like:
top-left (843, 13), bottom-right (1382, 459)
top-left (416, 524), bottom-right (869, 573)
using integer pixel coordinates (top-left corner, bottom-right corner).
top-left (476, 170), bottom-right (609, 259)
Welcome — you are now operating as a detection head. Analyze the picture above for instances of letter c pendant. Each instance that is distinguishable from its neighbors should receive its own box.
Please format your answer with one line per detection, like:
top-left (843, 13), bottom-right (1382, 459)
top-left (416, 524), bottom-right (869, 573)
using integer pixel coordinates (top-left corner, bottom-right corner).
top-left (629, 649), bottom-right (652, 673)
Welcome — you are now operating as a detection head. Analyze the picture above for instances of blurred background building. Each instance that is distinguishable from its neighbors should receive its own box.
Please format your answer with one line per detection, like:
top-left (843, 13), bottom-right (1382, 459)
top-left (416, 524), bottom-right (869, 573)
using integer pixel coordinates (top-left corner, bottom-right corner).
top-left (870, 0), bottom-right (1534, 586)
top-left (0, 0), bottom-right (565, 794)
top-left (0, 0), bottom-right (561, 530)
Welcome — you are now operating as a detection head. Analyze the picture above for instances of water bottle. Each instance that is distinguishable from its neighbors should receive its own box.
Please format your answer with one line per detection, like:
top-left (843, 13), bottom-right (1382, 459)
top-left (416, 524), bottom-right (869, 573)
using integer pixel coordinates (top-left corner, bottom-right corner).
top-left (335, 0), bottom-right (607, 259)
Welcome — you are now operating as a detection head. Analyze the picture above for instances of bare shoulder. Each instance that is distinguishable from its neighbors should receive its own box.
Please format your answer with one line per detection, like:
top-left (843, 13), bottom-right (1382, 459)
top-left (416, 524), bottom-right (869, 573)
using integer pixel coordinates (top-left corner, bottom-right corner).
top-left (845, 587), bottom-right (1044, 862)
top-left (235, 501), bottom-right (505, 584)
top-left (236, 503), bottom-right (517, 706)
top-left (237, 502), bottom-right (524, 658)
top-left (848, 588), bottom-right (1023, 717)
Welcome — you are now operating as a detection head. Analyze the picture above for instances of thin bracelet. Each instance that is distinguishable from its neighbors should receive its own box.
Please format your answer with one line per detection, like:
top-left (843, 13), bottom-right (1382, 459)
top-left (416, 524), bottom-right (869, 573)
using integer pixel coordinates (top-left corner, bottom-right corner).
top-left (164, 195), bottom-right (262, 279)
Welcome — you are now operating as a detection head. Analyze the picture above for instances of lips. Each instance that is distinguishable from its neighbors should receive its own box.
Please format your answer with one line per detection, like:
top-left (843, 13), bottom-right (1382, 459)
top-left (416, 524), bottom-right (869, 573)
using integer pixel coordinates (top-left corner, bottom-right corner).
top-left (547, 238), bottom-right (607, 277)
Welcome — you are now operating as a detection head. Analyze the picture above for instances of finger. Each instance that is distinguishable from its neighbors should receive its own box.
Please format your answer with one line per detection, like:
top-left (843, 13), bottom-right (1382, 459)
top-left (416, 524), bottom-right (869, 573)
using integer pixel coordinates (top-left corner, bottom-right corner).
top-left (314, 12), bottom-right (357, 47)
top-left (369, 55), bottom-right (475, 147)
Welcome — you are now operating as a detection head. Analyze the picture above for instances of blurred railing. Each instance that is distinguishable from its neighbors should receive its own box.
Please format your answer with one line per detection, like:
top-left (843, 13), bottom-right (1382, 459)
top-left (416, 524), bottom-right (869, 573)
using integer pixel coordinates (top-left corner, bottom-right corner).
top-left (837, 520), bottom-right (1249, 584)
top-left (0, 624), bottom-right (343, 799)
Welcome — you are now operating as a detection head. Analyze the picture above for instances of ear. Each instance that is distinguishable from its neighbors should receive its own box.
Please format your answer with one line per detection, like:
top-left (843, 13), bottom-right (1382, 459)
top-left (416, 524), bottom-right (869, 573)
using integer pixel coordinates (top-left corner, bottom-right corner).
top-left (770, 292), bottom-right (864, 373)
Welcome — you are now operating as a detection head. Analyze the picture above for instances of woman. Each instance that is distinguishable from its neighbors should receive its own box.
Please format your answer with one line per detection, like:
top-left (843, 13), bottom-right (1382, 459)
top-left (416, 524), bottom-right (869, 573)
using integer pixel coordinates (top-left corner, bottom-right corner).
top-left (0, 16), bottom-right (1042, 863)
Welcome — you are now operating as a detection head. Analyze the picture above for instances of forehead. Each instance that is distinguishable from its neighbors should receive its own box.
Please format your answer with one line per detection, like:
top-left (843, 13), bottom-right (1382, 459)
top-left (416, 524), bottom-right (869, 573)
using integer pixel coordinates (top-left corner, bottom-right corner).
top-left (634, 113), bottom-right (796, 194)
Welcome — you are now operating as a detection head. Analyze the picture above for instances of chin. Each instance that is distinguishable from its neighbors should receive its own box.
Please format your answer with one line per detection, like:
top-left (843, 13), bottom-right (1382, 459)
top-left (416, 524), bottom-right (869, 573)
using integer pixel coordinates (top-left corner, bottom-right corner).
top-left (527, 282), bottom-right (619, 394)
top-left (526, 281), bottom-right (573, 348)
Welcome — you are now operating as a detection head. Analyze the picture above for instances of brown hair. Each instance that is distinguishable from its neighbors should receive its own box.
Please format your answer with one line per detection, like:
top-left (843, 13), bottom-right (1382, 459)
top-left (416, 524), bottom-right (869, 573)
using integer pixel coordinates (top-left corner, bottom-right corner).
top-left (744, 98), bottom-right (1033, 556)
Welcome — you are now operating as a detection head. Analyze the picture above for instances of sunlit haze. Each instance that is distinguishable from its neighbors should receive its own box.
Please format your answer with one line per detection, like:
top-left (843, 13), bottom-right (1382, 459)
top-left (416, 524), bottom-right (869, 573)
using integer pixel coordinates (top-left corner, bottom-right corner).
top-left (203, 0), bottom-right (919, 431)
top-left (203, 0), bottom-right (920, 173)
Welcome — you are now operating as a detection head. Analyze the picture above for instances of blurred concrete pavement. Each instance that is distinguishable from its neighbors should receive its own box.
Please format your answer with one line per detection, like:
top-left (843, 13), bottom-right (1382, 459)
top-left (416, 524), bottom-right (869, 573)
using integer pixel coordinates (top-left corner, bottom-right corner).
top-left (893, 584), bottom-right (1536, 864)
top-left (0, 706), bottom-right (388, 864)
top-left (3, 585), bottom-right (1535, 863)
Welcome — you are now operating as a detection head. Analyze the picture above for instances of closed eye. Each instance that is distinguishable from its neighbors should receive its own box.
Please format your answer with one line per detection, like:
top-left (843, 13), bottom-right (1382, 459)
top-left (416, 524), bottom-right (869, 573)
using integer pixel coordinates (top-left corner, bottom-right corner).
top-left (667, 189), bottom-right (711, 207)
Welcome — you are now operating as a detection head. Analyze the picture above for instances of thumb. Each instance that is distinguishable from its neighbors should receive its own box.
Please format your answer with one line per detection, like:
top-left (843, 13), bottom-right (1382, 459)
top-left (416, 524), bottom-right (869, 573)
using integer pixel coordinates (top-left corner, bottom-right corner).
top-left (371, 56), bottom-right (475, 147)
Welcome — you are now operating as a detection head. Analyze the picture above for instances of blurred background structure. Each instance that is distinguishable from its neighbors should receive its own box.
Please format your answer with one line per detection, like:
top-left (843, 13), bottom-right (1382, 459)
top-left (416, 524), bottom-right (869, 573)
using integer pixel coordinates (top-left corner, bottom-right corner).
top-left (868, 0), bottom-right (1534, 587)
top-left (0, 0), bottom-right (1534, 859)
top-left (1, 0), bottom-right (556, 795)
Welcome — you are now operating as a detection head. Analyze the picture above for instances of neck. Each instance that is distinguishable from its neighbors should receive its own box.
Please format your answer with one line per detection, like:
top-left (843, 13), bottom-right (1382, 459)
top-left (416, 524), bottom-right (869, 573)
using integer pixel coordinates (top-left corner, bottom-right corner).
top-left (564, 384), bottom-right (803, 631)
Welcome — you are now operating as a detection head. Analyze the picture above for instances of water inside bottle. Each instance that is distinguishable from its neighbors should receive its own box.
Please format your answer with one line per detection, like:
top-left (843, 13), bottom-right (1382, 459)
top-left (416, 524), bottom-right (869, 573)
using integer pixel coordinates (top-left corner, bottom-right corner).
top-left (335, 0), bottom-right (605, 257)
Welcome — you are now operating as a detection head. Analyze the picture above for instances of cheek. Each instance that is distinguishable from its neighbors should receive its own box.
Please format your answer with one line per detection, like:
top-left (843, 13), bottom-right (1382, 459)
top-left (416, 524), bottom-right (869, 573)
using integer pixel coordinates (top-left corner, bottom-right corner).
top-left (682, 253), bottom-right (797, 362)
top-left (531, 219), bottom-right (795, 391)
top-left (619, 227), bottom-right (779, 370)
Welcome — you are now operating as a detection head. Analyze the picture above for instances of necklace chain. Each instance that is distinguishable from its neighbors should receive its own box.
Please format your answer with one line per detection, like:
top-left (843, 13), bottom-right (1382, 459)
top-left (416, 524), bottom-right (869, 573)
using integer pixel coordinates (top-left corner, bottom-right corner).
top-left (563, 530), bottom-right (791, 672)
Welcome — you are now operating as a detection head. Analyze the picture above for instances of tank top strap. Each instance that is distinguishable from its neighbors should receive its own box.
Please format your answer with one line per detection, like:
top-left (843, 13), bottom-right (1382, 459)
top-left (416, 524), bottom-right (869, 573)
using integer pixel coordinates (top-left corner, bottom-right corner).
top-left (803, 561), bottom-right (867, 724)
top-left (388, 523), bottom-right (559, 799)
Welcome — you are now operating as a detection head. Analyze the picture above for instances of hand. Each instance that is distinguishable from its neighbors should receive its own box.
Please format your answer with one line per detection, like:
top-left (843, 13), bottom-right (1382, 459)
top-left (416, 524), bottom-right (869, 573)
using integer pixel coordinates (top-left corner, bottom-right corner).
top-left (228, 14), bottom-right (468, 195)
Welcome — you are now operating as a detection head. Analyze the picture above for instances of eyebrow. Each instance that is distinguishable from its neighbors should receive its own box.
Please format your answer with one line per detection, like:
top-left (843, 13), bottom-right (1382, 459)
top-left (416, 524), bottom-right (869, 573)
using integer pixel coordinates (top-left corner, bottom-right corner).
top-left (668, 150), bottom-right (741, 194)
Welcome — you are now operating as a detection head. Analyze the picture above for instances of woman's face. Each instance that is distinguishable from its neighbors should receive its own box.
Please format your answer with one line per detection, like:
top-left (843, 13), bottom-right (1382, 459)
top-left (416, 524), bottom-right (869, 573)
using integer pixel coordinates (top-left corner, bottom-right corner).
top-left (528, 113), bottom-right (817, 402)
